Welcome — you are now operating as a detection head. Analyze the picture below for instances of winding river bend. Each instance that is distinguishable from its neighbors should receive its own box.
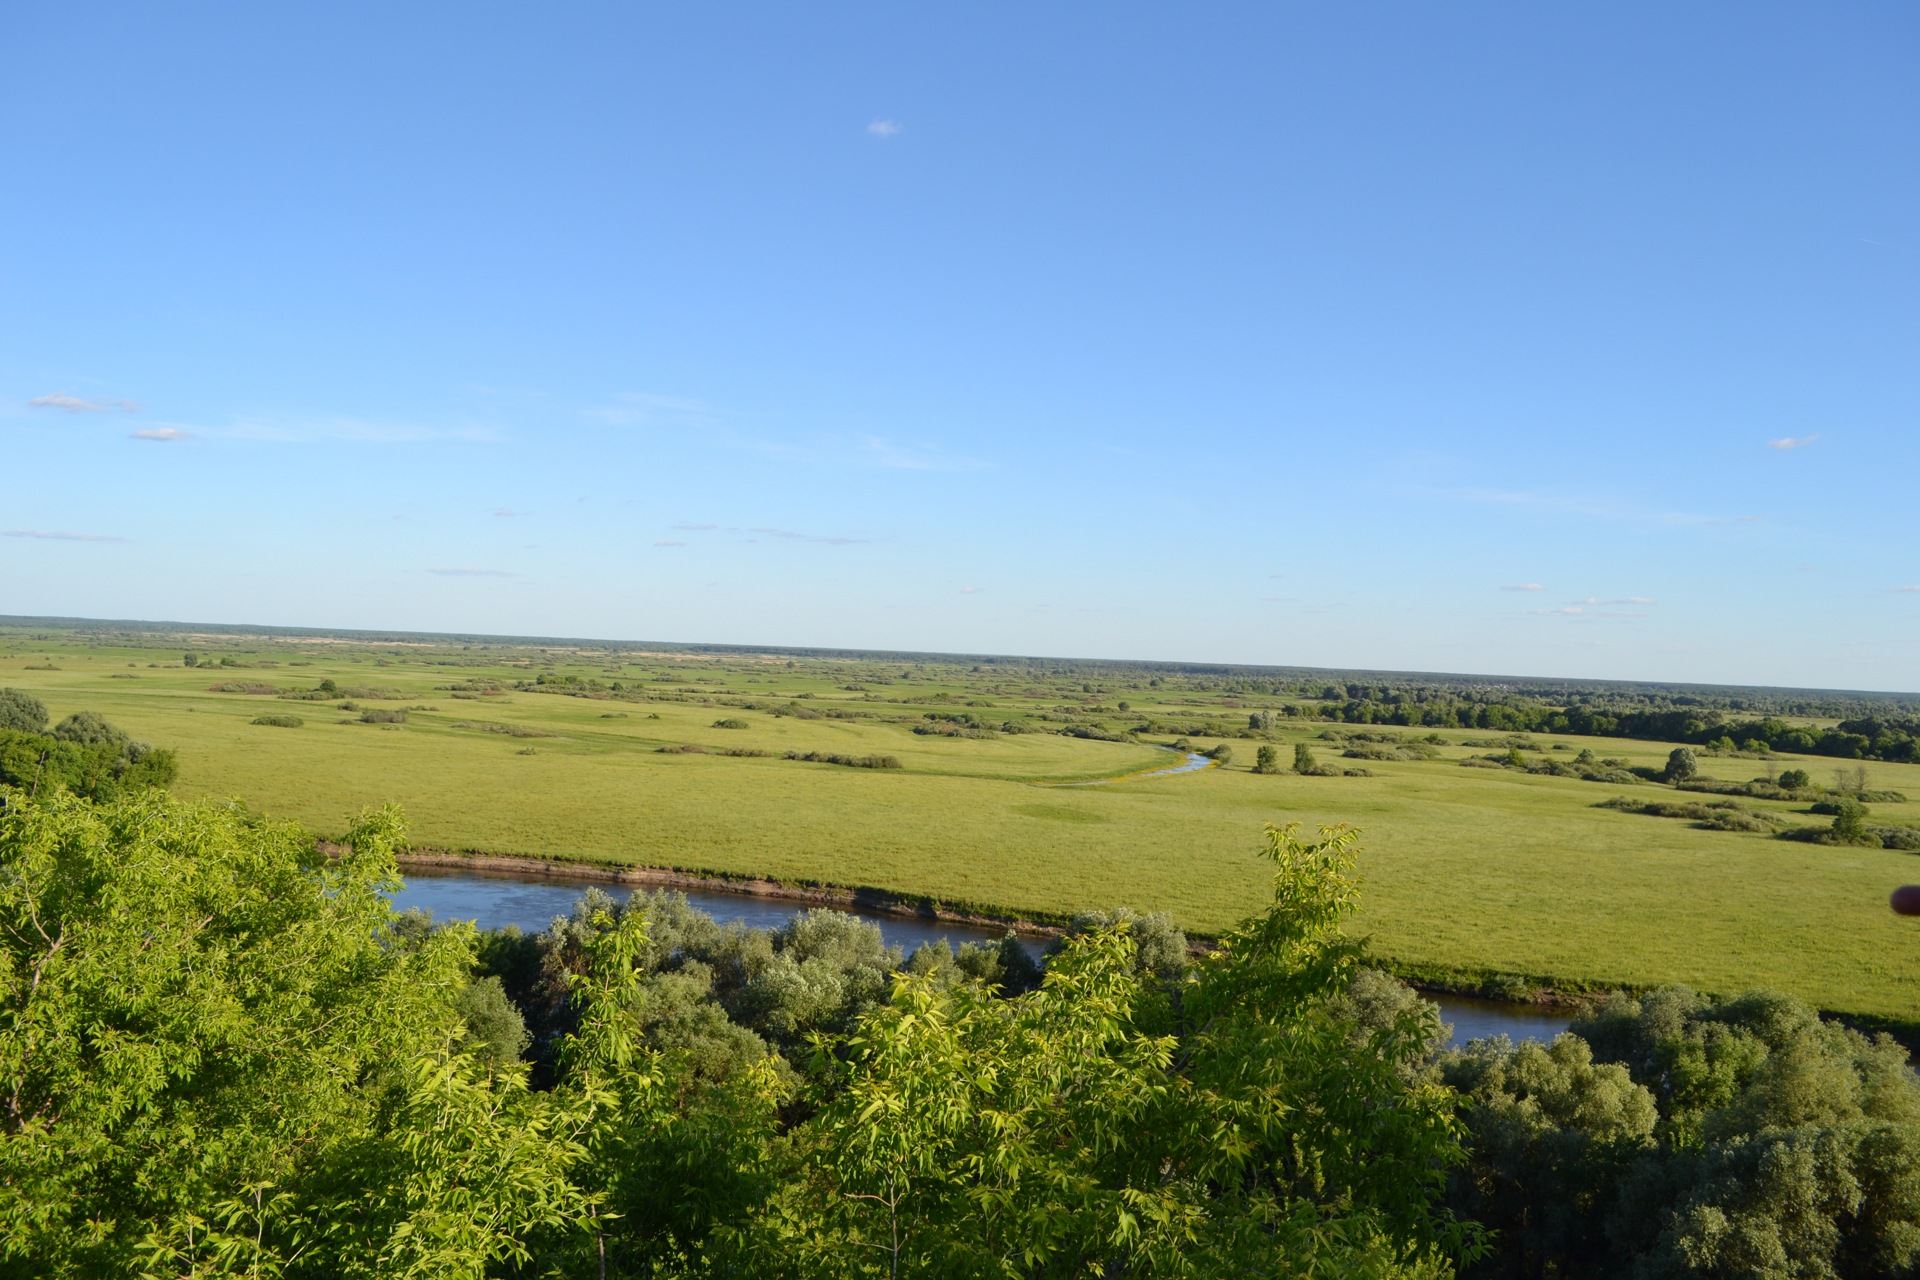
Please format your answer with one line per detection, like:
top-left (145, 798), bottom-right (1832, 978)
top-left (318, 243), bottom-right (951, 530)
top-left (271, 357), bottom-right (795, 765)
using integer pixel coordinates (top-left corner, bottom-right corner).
top-left (391, 869), bottom-right (1570, 1049)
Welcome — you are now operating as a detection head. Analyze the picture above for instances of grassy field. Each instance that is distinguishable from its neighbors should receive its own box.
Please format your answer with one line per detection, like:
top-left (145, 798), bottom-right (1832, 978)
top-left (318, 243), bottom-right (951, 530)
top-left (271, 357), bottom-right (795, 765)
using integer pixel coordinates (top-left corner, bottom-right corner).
top-left (5, 623), bottom-right (1919, 1023)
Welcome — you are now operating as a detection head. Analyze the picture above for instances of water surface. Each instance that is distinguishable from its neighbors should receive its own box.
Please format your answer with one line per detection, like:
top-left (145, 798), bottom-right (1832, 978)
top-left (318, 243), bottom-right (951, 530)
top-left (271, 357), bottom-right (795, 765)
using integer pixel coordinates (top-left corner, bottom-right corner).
top-left (392, 870), bottom-right (1570, 1047)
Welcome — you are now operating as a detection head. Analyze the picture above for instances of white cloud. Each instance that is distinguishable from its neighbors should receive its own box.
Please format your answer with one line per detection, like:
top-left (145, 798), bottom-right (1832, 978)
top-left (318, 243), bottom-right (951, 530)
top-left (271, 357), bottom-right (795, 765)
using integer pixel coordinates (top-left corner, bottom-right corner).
top-left (3, 528), bottom-right (127, 542)
top-left (672, 523), bottom-right (720, 531)
top-left (493, 507), bottom-right (522, 518)
top-left (584, 392), bottom-right (714, 428)
top-left (860, 436), bottom-right (987, 472)
top-left (219, 416), bottom-right (497, 444)
top-left (131, 427), bottom-right (186, 442)
top-left (960, 585), bottom-right (983, 594)
top-left (749, 526), bottom-right (867, 546)
top-left (1769, 434), bottom-right (1820, 450)
top-left (867, 119), bottom-right (901, 138)
top-left (1896, 586), bottom-right (1920, 594)
top-left (429, 567), bottom-right (510, 577)
top-left (29, 393), bottom-right (138, 413)
top-left (654, 540), bottom-right (686, 548)
top-left (1501, 583), bottom-right (1545, 592)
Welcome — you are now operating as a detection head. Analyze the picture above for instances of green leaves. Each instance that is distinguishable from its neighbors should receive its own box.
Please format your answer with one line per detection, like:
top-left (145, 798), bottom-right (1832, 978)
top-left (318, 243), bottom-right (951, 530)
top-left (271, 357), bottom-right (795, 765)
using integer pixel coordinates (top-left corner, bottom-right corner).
top-left (4, 796), bottom-right (1478, 1279)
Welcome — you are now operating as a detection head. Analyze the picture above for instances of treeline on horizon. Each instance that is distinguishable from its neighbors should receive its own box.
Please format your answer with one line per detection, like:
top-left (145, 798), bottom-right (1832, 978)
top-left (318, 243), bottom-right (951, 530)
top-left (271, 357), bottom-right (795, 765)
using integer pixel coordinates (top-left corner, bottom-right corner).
top-left (1289, 692), bottom-right (1920, 764)
top-left (6, 616), bottom-right (1917, 720)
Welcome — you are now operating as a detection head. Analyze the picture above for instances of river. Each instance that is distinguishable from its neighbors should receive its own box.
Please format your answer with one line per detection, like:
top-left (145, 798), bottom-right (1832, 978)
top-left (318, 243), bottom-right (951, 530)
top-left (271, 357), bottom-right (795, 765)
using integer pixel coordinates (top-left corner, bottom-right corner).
top-left (391, 869), bottom-right (1570, 1049)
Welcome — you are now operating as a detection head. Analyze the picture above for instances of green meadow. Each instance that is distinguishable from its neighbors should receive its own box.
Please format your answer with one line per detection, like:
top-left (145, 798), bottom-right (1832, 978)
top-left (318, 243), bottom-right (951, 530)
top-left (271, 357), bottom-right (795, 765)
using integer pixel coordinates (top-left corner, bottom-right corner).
top-left (5, 622), bottom-right (1919, 1023)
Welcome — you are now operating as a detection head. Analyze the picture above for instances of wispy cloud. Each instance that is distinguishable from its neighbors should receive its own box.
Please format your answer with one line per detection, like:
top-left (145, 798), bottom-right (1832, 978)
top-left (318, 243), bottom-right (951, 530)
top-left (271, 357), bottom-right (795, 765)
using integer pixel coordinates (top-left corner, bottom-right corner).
top-left (750, 526), bottom-right (867, 546)
top-left (4, 528), bottom-right (127, 542)
top-left (1436, 486), bottom-right (1746, 530)
top-left (1501, 583), bottom-right (1545, 592)
top-left (131, 427), bottom-right (187, 442)
top-left (220, 416), bottom-right (498, 444)
top-left (29, 393), bottom-right (139, 413)
top-left (654, 540), bottom-right (686, 548)
top-left (429, 567), bottom-right (510, 577)
top-left (1769, 434), bottom-right (1820, 450)
top-left (1896, 586), bottom-right (1920, 594)
top-left (867, 119), bottom-right (901, 138)
top-left (493, 507), bottom-right (522, 518)
top-left (959, 585), bottom-right (983, 594)
top-left (672, 523), bottom-right (720, 532)
top-left (585, 393), bottom-right (714, 428)
top-left (860, 436), bottom-right (987, 472)
top-left (1571, 596), bottom-right (1657, 606)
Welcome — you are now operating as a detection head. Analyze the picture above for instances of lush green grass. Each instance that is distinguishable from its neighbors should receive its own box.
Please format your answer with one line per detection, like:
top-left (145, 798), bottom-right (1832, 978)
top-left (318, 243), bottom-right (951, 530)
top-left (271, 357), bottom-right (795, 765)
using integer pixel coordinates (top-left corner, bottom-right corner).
top-left (6, 626), bottom-right (1920, 1022)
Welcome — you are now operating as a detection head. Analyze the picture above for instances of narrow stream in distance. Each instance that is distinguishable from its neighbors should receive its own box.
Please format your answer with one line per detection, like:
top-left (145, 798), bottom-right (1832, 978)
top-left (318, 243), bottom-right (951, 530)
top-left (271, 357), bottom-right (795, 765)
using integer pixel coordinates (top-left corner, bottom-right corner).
top-left (391, 870), bottom-right (1571, 1049)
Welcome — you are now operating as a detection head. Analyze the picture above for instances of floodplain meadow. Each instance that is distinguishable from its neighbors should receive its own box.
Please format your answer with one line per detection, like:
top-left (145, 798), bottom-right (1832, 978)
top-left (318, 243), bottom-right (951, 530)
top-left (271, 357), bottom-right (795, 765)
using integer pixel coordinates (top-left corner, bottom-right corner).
top-left (4, 621), bottom-right (1918, 1024)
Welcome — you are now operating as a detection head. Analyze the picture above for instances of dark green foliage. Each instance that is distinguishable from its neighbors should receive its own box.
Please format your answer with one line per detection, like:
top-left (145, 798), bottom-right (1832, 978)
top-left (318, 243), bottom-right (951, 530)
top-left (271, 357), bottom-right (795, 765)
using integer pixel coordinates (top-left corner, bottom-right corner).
top-left (1442, 987), bottom-right (1920, 1279)
top-left (1831, 797), bottom-right (1873, 844)
top-left (1345, 740), bottom-right (1443, 761)
top-left (1203, 742), bottom-right (1232, 765)
top-left (1252, 743), bottom-right (1281, 773)
top-left (1294, 742), bottom-right (1318, 774)
top-left (4, 800), bottom-right (1481, 1278)
top-left (358, 708), bottom-right (407, 724)
top-left (0, 725), bottom-right (177, 802)
top-left (0, 689), bottom-right (48, 734)
top-left (711, 717), bottom-right (750, 729)
top-left (1597, 796), bottom-right (1785, 833)
top-left (50, 710), bottom-right (128, 749)
top-left (1776, 767), bottom-right (1811, 789)
top-left (454, 974), bottom-right (532, 1070)
top-left (1054, 906), bottom-right (1190, 986)
top-left (782, 750), bottom-right (901, 769)
top-left (1664, 747), bottom-right (1699, 782)
top-left (1334, 967), bottom-right (1449, 1065)
top-left (250, 714), bottom-right (305, 728)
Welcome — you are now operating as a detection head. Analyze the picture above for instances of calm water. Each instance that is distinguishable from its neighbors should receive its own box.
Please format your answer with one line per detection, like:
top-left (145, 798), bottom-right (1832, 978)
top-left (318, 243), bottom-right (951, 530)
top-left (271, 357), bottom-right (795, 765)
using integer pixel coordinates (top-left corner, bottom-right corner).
top-left (392, 870), bottom-right (1047, 958)
top-left (1054, 747), bottom-right (1214, 786)
top-left (391, 870), bottom-right (1570, 1047)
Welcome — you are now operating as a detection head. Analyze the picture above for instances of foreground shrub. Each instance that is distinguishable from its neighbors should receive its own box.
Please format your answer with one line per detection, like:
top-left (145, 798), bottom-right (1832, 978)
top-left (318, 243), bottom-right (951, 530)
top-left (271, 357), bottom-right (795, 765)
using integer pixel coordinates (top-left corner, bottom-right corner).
top-left (1, 796), bottom-right (1481, 1278)
top-left (1439, 988), bottom-right (1920, 1279)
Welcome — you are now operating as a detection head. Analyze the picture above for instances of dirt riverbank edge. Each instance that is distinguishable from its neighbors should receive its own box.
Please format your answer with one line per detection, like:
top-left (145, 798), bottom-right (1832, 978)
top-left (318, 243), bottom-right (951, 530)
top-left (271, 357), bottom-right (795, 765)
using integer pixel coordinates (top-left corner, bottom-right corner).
top-left (385, 847), bottom-right (1069, 942)
top-left (363, 846), bottom-right (1920, 1045)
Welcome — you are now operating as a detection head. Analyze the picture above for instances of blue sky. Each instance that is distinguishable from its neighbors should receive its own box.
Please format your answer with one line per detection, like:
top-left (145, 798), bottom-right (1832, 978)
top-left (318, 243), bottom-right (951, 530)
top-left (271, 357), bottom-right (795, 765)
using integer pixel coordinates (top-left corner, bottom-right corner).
top-left (3, 3), bottom-right (1915, 688)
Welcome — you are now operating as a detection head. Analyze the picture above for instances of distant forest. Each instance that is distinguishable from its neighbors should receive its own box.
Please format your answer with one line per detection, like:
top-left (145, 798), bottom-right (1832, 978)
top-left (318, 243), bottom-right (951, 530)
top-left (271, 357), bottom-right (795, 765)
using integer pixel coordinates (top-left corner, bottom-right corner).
top-left (8, 615), bottom-right (1918, 762)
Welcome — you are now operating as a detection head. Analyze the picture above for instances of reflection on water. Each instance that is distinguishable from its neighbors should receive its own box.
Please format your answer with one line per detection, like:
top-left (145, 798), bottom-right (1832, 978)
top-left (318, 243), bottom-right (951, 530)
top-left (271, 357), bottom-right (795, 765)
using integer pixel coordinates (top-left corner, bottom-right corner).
top-left (1434, 996), bottom-right (1572, 1049)
top-left (391, 871), bottom-right (1046, 959)
top-left (391, 871), bottom-right (1573, 1047)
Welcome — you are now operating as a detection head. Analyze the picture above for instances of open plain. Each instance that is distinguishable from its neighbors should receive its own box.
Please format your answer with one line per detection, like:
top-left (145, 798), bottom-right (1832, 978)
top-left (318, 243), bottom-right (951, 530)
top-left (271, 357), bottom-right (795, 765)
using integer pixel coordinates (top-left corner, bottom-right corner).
top-left (5, 618), bottom-right (1918, 1024)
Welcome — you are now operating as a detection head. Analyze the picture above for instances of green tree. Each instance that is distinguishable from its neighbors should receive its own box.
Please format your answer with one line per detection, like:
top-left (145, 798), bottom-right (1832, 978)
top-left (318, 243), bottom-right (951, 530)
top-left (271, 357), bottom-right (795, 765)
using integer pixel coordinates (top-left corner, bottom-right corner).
top-left (1294, 742), bottom-right (1319, 774)
top-left (1252, 743), bottom-right (1281, 773)
top-left (0, 794), bottom-right (596, 1278)
top-left (1777, 768), bottom-right (1811, 790)
top-left (1443, 986), bottom-right (1920, 1278)
top-left (744, 825), bottom-right (1481, 1277)
top-left (0, 689), bottom-right (48, 734)
top-left (50, 710), bottom-right (130, 750)
top-left (1830, 797), bottom-right (1873, 844)
top-left (1665, 747), bottom-right (1699, 782)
